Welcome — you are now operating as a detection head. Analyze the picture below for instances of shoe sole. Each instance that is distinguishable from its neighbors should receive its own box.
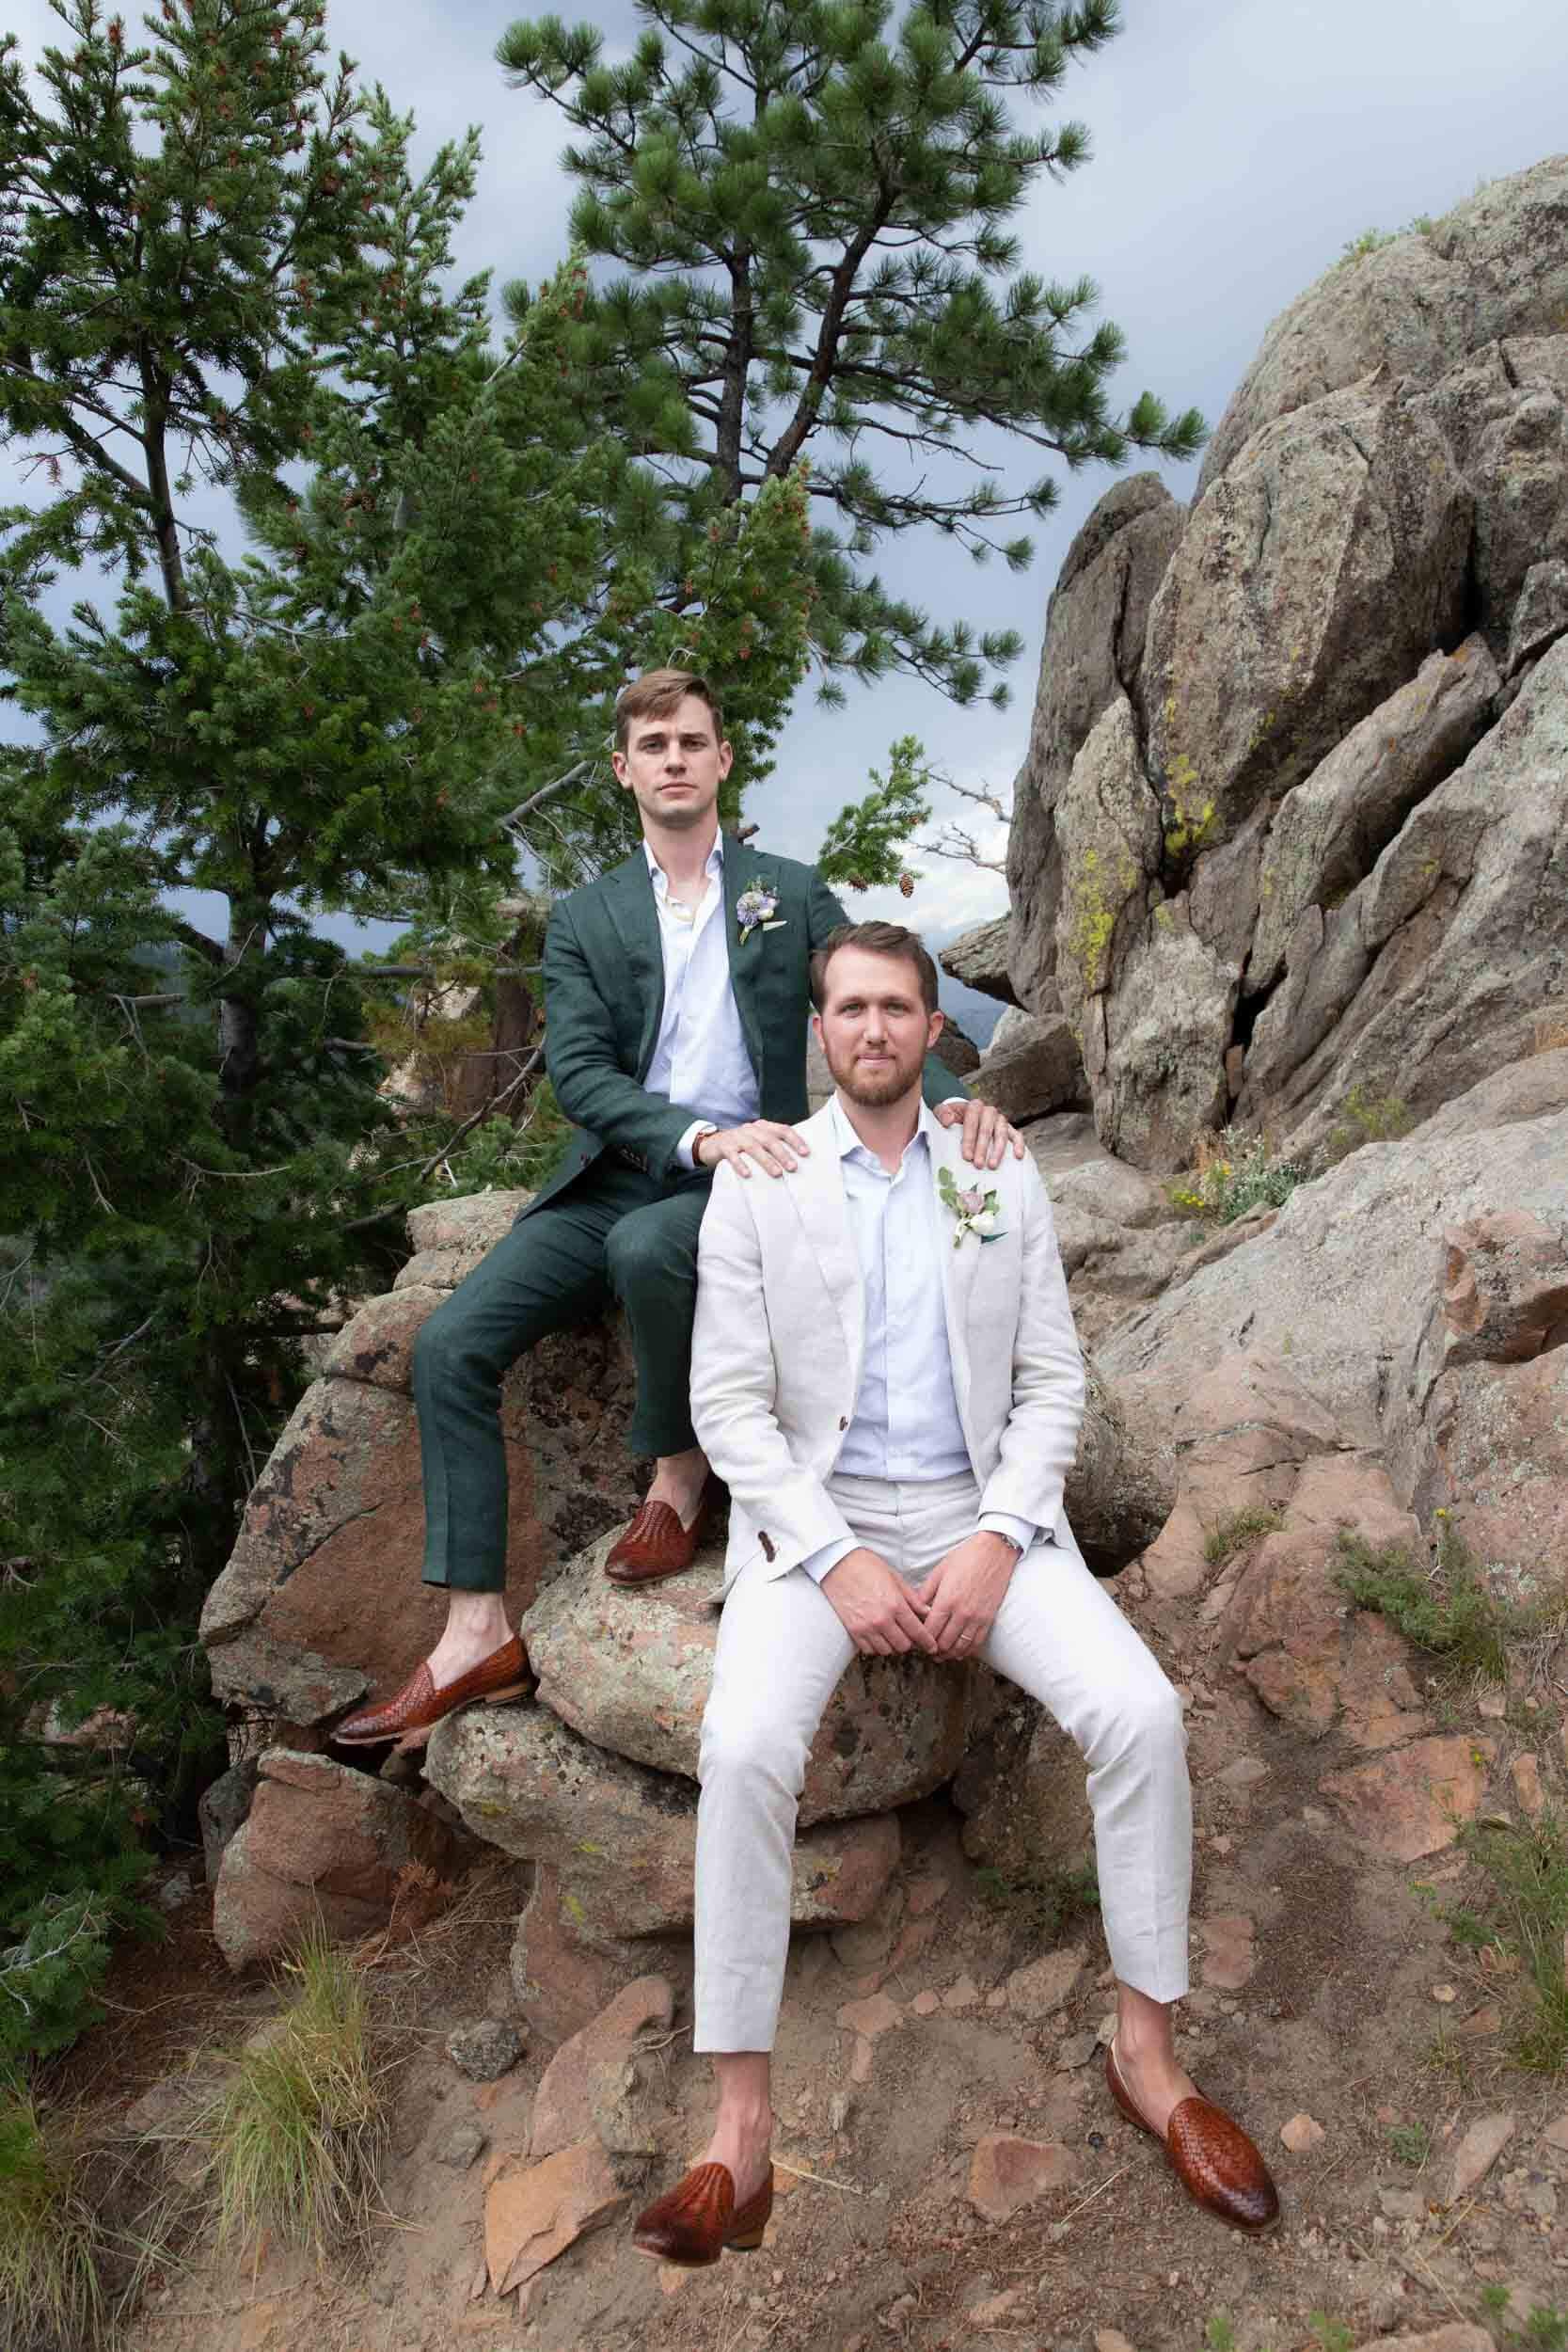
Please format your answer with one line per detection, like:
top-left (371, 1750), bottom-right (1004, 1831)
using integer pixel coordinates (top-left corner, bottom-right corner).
top-left (390, 1682), bottom-right (532, 1755)
top-left (630, 2233), bottom-right (763, 2265)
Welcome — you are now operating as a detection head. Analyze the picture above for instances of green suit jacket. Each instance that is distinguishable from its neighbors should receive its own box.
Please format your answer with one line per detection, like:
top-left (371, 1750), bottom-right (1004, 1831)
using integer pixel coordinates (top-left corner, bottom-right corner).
top-left (527, 834), bottom-right (967, 1217)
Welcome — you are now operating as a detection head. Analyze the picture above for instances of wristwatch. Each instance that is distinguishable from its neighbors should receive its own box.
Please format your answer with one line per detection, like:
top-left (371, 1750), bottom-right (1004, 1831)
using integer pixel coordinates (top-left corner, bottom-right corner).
top-left (692, 1125), bottom-right (720, 1168)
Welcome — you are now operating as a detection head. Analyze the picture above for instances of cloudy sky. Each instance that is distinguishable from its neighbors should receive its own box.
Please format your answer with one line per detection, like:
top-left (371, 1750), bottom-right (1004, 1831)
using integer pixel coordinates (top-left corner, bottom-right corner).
top-left (6, 0), bottom-right (1565, 984)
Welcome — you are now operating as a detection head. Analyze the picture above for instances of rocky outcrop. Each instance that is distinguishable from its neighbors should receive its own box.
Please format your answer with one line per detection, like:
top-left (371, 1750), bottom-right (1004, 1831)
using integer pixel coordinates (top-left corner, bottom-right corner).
top-left (1003, 158), bottom-right (1568, 1171)
top-left (424, 1701), bottom-right (901, 1954)
top-left (969, 1005), bottom-right (1086, 1121)
top-left (1103, 1054), bottom-right (1568, 1449)
top-left (1006, 473), bottom-right (1184, 1026)
top-left (938, 916), bottom-right (1019, 1005)
top-left (199, 1189), bottom-right (640, 1734)
top-left (212, 1748), bottom-right (466, 1970)
top-left (1197, 157), bottom-right (1568, 492)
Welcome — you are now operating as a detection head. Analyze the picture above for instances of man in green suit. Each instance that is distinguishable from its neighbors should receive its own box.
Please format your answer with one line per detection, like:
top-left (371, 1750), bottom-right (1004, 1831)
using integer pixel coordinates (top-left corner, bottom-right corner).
top-left (337, 669), bottom-right (1021, 1752)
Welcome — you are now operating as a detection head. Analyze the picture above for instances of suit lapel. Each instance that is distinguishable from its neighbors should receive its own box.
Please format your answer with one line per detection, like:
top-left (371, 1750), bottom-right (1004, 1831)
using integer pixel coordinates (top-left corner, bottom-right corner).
top-left (602, 850), bottom-right (666, 1079)
top-left (721, 834), bottom-right (767, 1080)
top-left (785, 1104), bottom-right (863, 1389)
top-left (927, 1113), bottom-right (982, 1412)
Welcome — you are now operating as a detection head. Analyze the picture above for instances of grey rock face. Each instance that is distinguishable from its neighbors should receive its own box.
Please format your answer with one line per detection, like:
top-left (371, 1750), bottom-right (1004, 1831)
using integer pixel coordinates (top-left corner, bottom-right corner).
top-left (1244, 638), bottom-right (1568, 1143)
top-left (969, 1006), bottom-right (1086, 1121)
top-left (939, 917), bottom-right (1020, 1005)
top-left (1006, 476), bottom-right (1183, 1012)
top-left (1002, 154), bottom-right (1568, 1174)
top-left (1145, 374), bottom-right (1472, 847)
top-left (1198, 156), bottom-right (1568, 493)
top-left (1101, 1056), bottom-right (1568, 1449)
top-left (1247, 639), bottom-right (1499, 993)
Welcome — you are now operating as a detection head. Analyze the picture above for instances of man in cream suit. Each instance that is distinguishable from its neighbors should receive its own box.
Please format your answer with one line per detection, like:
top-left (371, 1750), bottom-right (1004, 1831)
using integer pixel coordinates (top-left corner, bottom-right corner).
top-left (630, 922), bottom-right (1278, 2266)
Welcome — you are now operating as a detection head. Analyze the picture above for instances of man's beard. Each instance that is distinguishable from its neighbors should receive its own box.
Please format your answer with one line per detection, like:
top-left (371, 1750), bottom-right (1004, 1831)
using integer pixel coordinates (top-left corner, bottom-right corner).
top-left (825, 1042), bottom-right (924, 1107)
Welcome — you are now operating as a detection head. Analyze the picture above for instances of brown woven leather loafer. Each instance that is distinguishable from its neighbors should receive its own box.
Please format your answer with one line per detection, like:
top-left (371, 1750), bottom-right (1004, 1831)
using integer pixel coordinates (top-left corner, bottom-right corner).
top-left (604, 1486), bottom-right (714, 1586)
top-left (334, 1635), bottom-right (533, 1755)
top-left (631, 2161), bottom-right (772, 2265)
top-left (1106, 2040), bottom-right (1279, 2233)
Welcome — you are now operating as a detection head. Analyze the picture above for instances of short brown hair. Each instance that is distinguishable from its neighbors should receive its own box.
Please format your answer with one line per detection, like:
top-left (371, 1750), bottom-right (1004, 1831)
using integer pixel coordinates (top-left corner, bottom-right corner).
top-left (614, 667), bottom-right (725, 753)
top-left (810, 921), bottom-right (940, 1017)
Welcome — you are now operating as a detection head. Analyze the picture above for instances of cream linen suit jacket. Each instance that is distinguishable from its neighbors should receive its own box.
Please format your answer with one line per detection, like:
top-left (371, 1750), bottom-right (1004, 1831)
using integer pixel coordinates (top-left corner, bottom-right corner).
top-left (690, 1099), bottom-right (1086, 1596)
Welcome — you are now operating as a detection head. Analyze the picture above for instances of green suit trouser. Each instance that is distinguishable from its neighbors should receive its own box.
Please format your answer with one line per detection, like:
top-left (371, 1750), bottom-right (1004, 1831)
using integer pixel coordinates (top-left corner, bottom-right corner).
top-left (412, 1160), bottom-right (714, 1592)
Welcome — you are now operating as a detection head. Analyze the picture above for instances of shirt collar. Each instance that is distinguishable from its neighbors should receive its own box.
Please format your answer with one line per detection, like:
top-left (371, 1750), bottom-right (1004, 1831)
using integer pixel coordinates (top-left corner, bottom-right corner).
top-left (644, 832), bottom-right (723, 899)
top-left (829, 1093), bottom-right (939, 1166)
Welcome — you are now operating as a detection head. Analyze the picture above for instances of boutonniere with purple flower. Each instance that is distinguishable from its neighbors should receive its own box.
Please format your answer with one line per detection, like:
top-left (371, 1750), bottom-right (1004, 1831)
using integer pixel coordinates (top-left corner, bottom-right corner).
top-left (736, 882), bottom-right (784, 941)
top-left (938, 1164), bottom-right (1006, 1247)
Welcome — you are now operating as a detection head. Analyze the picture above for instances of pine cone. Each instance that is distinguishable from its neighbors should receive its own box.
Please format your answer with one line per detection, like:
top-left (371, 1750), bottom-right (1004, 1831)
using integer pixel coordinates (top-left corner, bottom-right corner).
top-left (848, 873), bottom-right (868, 893)
top-left (898, 871), bottom-right (915, 898)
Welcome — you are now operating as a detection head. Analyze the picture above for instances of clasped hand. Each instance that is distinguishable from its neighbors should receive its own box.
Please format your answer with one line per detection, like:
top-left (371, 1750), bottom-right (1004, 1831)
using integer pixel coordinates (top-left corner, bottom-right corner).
top-left (821, 1532), bottom-right (1019, 1661)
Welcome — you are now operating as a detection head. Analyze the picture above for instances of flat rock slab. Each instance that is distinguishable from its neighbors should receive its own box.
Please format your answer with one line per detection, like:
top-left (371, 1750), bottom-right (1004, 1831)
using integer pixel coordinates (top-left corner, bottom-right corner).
top-left (1447, 2111), bottom-right (1516, 2203)
top-left (968, 2133), bottom-right (1078, 2220)
top-left (484, 2139), bottom-right (625, 2295)
top-left (531, 1976), bottom-right (673, 2159)
top-left (1319, 1736), bottom-right (1496, 1864)
top-left (1005, 1944), bottom-right (1086, 2020)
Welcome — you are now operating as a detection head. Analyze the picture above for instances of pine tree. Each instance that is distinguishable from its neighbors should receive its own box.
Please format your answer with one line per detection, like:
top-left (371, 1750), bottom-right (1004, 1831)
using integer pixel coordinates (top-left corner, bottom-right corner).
top-left (0, 0), bottom-right (815, 2058)
top-left (498, 0), bottom-right (1204, 718)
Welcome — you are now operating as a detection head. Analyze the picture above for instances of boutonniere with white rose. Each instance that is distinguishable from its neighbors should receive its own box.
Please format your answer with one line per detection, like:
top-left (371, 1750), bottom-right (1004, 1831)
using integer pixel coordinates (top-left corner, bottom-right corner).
top-left (736, 882), bottom-right (785, 941)
top-left (937, 1165), bottom-right (1006, 1247)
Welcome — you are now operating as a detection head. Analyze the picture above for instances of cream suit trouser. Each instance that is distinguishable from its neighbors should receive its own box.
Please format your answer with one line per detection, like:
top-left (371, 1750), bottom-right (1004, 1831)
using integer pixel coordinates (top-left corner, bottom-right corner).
top-left (693, 1470), bottom-right (1192, 2053)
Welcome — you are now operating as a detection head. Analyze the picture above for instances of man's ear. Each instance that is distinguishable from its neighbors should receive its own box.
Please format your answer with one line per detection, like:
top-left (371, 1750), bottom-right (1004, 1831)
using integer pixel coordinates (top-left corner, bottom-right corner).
top-left (611, 750), bottom-right (630, 788)
top-left (810, 1010), bottom-right (824, 1045)
top-left (717, 737), bottom-right (735, 779)
top-left (926, 1008), bottom-right (945, 1050)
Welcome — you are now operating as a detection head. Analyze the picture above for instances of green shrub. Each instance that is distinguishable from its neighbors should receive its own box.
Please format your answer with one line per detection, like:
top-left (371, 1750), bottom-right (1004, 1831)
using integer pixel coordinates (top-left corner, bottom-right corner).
top-left (974, 1861), bottom-right (1099, 1945)
top-left (1323, 1084), bottom-right (1414, 1164)
top-left (1167, 1132), bottom-right (1314, 1225)
top-left (1203, 1505), bottom-right (1284, 1566)
top-left (1333, 1526), bottom-right (1509, 1684)
top-left (0, 1755), bottom-right (157, 2074)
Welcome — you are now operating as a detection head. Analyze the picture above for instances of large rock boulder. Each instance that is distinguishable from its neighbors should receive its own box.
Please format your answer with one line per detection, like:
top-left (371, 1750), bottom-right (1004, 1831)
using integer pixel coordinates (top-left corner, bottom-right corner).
top-left (938, 917), bottom-right (1020, 1006)
top-left (1004, 158), bottom-right (1568, 1173)
top-left (199, 1190), bottom-right (640, 1734)
top-left (522, 1534), bottom-right (985, 1827)
top-left (212, 1748), bottom-right (467, 1971)
top-left (1102, 1055), bottom-right (1568, 1454)
top-left (424, 1703), bottom-right (900, 1954)
top-left (1197, 156), bottom-right (1568, 493)
top-left (969, 1005), bottom-right (1086, 1122)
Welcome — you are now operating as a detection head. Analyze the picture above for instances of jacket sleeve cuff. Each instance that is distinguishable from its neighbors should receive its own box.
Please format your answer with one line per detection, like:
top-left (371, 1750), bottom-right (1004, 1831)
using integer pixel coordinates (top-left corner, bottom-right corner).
top-left (979, 1512), bottom-right (1037, 1555)
top-left (800, 1534), bottom-right (858, 1585)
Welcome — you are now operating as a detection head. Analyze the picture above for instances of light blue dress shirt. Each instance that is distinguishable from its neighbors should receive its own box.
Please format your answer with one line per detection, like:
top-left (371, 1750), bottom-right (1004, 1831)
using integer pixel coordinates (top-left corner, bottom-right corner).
top-left (801, 1098), bottom-right (1037, 1584)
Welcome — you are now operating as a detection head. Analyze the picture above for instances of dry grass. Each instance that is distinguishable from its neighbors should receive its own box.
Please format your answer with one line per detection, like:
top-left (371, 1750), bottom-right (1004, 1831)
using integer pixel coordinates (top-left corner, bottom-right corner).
top-left (202, 1933), bottom-right (391, 2266)
top-left (1533, 1008), bottom-right (1568, 1057)
top-left (0, 2086), bottom-right (192, 2352)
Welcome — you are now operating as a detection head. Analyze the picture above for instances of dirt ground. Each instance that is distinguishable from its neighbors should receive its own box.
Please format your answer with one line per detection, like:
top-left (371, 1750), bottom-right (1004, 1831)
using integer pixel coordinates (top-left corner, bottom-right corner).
top-left (55, 1584), bottom-right (1568, 2352)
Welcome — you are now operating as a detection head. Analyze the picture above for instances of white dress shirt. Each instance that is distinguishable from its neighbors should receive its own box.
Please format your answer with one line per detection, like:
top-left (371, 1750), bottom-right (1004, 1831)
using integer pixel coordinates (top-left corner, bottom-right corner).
top-left (643, 836), bottom-right (760, 1167)
top-left (802, 1097), bottom-right (1036, 1582)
